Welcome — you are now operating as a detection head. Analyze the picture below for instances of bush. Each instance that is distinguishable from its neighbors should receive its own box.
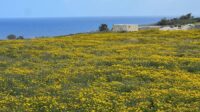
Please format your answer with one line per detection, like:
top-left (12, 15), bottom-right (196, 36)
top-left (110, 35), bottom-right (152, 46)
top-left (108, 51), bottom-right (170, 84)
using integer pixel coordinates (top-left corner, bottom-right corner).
top-left (17, 36), bottom-right (24, 40)
top-left (99, 24), bottom-right (109, 32)
top-left (157, 18), bottom-right (169, 26)
top-left (7, 34), bottom-right (16, 40)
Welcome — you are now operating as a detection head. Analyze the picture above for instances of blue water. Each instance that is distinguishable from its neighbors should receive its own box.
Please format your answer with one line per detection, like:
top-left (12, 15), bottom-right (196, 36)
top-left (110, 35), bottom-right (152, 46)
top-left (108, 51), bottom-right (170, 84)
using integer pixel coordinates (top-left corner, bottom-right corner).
top-left (0, 17), bottom-right (161, 39)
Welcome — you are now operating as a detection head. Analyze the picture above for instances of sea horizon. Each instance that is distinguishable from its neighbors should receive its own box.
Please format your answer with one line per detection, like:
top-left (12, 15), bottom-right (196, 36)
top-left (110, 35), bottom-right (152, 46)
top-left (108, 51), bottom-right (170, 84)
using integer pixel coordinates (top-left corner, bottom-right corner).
top-left (0, 16), bottom-right (163, 39)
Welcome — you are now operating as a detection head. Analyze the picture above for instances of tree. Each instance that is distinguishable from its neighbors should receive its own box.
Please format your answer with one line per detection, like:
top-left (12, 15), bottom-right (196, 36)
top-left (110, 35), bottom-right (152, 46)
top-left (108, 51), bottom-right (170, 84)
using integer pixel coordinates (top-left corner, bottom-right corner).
top-left (7, 34), bottom-right (16, 40)
top-left (180, 13), bottom-right (193, 20)
top-left (157, 18), bottom-right (169, 25)
top-left (156, 13), bottom-right (198, 26)
top-left (99, 24), bottom-right (109, 32)
top-left (17, 36), bottom-right (24, 39)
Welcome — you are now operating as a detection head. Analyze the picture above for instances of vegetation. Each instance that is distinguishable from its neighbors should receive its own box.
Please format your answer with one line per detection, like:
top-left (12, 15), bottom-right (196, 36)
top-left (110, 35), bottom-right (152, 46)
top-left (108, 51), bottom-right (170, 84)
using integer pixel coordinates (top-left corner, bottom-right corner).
top-left (17, 36), bottom-right (24, 40)
top-left (157, 13), bottom-right (200, 26)
top-left (7, 34), bottom-right (17, 40)
top-left (7, 35), bottom-right (24, 40)
top-left (1, 30), bottom-right (200, 111)
top-left (99, 24), bottom-right (109, 32)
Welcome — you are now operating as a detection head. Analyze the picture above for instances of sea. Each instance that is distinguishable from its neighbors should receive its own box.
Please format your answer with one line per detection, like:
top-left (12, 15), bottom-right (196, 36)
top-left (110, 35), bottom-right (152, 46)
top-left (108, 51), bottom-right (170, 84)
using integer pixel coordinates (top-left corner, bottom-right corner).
top-left (0, 17), bottom-right (162, 39)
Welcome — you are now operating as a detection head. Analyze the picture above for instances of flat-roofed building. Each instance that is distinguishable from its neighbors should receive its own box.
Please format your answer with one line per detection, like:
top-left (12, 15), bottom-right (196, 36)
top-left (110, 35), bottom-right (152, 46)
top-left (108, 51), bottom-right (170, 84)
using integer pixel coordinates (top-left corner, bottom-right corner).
top-left (112, 24), bottom-right (138, 32)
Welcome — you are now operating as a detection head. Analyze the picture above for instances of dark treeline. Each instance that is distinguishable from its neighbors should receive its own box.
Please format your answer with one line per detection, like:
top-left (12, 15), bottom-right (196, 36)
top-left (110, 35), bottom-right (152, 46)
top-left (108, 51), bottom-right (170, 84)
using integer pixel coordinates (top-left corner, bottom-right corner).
top-left (157, 13), bottom-right (200, 26)
top-left (7, 34), bottom-right (24, 40)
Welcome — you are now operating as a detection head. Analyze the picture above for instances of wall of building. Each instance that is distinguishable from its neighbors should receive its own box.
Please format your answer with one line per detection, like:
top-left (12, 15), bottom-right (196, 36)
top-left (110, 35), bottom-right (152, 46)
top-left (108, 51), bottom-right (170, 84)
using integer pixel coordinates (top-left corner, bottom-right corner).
top-left (112, 24), bottom-right (138, 32)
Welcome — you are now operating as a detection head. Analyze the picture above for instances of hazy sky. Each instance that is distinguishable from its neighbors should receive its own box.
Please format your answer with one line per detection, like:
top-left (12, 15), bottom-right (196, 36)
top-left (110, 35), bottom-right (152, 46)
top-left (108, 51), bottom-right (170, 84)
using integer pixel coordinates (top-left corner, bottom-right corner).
top-left (0, 0), bottom-right (200, 18)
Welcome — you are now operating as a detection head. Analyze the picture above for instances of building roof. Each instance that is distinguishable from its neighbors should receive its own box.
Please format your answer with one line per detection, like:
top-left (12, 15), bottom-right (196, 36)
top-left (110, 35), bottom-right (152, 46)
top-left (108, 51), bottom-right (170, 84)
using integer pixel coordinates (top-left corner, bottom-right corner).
top-left (113, 24), bottom-right (138, 26)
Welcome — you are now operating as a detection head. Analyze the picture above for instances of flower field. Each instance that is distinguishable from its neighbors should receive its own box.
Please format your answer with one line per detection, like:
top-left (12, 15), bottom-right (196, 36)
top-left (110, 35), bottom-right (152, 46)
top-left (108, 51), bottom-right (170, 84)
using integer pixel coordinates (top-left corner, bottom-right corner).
top-left (1, 30), bottom-right (200, 111)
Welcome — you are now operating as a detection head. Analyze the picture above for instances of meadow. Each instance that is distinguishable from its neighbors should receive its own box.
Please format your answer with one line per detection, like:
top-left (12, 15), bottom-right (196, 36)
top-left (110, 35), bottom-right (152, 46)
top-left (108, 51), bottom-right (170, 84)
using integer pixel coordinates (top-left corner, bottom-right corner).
top-left (1, 30), bottom-right (200, 112)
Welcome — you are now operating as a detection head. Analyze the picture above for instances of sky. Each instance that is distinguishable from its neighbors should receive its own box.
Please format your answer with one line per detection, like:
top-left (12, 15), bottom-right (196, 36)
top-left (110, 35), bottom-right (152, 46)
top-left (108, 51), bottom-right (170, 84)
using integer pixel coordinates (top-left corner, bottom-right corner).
top-left (0, 0), bottom-right (200, 18)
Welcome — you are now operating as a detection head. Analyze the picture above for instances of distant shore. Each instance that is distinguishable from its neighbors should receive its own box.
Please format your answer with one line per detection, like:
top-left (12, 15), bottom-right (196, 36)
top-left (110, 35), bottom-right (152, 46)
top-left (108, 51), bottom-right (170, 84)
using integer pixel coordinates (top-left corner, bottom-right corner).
top-left (0, 17), bottom-right (162, 39)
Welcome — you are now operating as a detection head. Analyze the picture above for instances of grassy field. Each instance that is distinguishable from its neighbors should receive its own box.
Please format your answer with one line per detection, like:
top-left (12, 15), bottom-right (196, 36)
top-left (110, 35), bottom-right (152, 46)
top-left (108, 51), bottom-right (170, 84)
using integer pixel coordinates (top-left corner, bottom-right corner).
top-left (1, 30), bottom-right (200, 112)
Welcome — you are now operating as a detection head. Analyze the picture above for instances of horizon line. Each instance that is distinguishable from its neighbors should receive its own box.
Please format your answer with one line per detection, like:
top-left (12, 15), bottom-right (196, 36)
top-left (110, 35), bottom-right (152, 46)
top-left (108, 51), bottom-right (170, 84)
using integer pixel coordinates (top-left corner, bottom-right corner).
top-left (0, 16), bottom-right (174, 19)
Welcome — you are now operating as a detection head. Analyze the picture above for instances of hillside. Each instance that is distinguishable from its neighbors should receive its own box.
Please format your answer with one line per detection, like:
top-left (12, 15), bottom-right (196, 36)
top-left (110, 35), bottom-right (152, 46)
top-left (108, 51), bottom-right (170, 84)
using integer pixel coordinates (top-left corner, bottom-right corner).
top-left (1, 30), bottom-right (200, 111)
top-left (156, 13), bottom-right (200, 26)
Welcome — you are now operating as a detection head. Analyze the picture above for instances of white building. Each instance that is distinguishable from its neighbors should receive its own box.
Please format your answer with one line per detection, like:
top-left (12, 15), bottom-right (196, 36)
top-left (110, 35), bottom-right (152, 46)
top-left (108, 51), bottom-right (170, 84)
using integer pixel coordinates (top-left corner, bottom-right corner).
top-left (139, 26), bottom-right (161, 30)
top-left (112, 24), bottom-right (138, 32)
